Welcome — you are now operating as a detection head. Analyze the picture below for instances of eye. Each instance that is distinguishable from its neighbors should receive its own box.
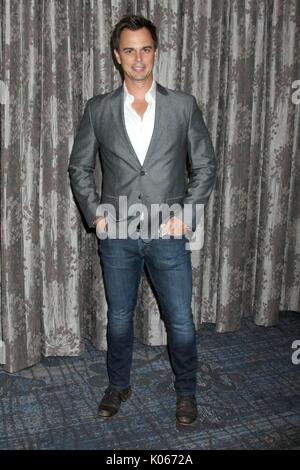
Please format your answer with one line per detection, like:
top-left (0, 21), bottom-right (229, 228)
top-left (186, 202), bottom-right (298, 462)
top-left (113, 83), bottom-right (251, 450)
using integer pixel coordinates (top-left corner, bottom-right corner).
top-left (143, 48), bottom-right (151, 53)
top-left (124, 49), bottom-right (133, 54)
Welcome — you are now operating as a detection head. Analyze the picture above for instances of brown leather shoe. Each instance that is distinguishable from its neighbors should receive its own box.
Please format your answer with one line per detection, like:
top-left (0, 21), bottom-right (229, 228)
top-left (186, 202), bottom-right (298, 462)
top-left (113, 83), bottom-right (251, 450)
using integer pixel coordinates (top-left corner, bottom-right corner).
top-left (176, 395), bottom-right (197, 426)
top-left (97, 386), bottom-right (132, 418)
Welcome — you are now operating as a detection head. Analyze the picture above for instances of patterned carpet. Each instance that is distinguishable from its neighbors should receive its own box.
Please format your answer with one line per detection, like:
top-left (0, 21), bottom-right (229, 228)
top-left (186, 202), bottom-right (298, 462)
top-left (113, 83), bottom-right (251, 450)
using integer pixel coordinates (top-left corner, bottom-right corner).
top-left (0, 312), bottom-right (299, 450)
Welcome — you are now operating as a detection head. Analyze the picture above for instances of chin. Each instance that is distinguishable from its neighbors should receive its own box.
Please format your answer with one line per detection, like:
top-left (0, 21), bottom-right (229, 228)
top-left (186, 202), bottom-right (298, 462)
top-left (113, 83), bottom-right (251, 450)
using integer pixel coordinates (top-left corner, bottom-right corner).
top-left (134, 76), bottom-right (148, 81)
top-left (127, 73), bottom-right (149, 82)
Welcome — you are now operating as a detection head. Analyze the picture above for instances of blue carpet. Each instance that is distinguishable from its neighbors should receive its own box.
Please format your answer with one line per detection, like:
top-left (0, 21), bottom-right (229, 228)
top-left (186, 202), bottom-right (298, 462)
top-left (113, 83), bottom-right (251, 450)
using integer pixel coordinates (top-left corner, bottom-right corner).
top-left (0, 313), bottom-right (299, 449)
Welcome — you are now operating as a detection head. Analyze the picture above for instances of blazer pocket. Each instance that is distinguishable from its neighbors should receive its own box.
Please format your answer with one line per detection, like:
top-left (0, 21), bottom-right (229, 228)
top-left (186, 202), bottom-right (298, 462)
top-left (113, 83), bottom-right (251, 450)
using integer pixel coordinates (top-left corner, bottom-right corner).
top-left (101, 194), bottom-right (118, 202)
top-left (166, 194), bottom-right (186, 204)
top-left (100, 194), bottom-right (118, 215)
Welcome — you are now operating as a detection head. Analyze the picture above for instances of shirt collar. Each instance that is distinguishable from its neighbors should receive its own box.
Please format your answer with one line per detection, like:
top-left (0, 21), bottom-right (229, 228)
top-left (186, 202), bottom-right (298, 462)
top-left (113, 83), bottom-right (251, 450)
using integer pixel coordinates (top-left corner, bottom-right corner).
top-left (123, 80), bottom-right (156, 106)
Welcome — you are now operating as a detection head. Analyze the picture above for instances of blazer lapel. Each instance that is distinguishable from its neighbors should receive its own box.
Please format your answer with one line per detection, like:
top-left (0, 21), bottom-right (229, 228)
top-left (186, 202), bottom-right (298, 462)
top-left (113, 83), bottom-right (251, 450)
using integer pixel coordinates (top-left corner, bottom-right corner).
top-left (110, 86), bottom-right (141, 169)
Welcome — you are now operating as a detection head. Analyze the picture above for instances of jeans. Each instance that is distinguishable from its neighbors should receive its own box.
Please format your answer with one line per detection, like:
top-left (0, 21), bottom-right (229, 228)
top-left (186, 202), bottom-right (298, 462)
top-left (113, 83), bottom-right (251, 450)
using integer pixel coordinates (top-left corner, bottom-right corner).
top-left (98, 236), bottom-right (197, 396)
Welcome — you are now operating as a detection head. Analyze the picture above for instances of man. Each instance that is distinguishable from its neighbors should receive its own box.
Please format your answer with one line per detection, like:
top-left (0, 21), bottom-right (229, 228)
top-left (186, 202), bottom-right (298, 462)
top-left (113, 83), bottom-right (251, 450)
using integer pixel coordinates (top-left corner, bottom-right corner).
top-left (68, 15), bottom-right (216, 426)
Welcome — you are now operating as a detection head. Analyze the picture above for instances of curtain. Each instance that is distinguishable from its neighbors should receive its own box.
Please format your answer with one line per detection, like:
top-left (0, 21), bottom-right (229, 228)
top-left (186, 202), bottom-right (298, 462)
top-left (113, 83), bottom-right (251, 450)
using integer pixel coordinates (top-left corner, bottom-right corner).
top-left (1, 0), bottom-right (299, 373)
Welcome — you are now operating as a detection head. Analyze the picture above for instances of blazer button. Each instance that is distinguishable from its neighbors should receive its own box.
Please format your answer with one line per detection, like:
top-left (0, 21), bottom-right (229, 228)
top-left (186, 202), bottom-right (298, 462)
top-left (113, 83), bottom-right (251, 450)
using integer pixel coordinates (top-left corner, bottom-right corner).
top-left (138, 194), bottom-right (142, 199)
top-left (140, 170), bottom-right (147, 175)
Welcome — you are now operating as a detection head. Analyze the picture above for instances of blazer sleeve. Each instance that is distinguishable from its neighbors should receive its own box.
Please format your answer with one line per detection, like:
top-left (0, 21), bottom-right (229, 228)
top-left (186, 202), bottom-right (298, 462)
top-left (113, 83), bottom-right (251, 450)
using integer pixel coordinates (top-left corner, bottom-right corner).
top-left (180, 96), bottom-right (217, 231)
top-left (68, 99), bottom-right (101, 228)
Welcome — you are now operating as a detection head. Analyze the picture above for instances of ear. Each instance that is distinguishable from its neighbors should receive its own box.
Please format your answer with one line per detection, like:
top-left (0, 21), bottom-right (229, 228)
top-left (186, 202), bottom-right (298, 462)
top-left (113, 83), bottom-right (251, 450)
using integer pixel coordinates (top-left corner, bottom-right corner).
top-left (114, 49), bottom-right (121, 65)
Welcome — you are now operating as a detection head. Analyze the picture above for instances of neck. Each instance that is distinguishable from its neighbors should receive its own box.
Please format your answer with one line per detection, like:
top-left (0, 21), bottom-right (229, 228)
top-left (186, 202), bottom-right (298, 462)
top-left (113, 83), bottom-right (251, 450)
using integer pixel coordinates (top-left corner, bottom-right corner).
top-left (124, 75), bottom-right (154, 100)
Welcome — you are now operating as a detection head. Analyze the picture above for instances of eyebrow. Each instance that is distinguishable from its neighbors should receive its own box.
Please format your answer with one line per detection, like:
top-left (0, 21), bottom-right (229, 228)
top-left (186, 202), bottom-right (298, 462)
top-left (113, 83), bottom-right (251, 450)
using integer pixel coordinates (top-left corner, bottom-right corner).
top-left (121, 45), bottom-right (154, 51)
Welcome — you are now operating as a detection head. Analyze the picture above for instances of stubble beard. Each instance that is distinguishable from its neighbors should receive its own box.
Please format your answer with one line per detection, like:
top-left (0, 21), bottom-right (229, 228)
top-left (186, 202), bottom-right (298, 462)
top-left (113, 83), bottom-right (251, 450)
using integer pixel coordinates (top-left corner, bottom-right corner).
top-left (124, 68), bottom-right (153, 85)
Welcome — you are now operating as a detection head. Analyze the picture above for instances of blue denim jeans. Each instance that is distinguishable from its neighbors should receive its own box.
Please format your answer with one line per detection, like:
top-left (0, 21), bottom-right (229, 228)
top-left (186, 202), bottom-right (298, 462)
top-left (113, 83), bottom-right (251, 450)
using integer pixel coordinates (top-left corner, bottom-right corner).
top-left (98, 236), bottom-right (197, 396)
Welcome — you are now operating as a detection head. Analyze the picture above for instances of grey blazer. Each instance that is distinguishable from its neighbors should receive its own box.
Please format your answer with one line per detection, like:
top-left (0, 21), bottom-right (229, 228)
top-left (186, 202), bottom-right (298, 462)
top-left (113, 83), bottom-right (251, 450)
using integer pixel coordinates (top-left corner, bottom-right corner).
top-left (68, 82), bottom-right (216, 232)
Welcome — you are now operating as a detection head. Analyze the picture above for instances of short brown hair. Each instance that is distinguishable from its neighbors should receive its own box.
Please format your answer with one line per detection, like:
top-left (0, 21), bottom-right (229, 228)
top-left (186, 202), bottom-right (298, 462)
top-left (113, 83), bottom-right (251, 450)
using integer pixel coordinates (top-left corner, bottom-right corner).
top-left (111, 15), bottom-right (158, 51)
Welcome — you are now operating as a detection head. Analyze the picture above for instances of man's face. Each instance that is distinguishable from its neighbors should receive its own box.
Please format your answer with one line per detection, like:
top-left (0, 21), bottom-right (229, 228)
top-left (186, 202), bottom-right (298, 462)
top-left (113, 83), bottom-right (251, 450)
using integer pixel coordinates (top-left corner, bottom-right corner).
top-left (114, 27), bottom-right (157, 84)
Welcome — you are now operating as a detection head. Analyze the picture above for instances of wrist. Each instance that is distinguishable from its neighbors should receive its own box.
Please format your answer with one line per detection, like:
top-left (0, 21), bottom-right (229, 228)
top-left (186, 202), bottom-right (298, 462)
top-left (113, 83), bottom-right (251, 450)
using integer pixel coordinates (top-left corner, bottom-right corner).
top-left (93, 216), bottom-right (105, 227)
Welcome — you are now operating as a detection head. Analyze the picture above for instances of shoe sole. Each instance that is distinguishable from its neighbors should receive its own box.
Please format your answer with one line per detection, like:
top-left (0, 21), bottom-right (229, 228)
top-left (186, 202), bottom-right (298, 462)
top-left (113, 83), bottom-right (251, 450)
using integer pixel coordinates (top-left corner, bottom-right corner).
top-left (176, 418), bottom-right (197, 426)
top-left (176, 411), bottom-right (198, 426)
top-left (97, 410), bottom-right (120, 419)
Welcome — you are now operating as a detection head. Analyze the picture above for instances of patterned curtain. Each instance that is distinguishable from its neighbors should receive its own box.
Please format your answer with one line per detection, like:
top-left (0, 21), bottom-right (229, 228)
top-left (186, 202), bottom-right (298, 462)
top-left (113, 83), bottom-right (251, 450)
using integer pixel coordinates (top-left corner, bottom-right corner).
top-left (1, 0), bottom-right (299, 373)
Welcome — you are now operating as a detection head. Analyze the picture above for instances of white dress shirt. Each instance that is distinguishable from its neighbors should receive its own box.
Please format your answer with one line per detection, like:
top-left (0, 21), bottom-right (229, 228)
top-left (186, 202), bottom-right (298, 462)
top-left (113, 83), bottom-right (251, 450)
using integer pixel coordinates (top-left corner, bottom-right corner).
top-left (123, 80), bottom-right (156, 166)
top-left (123, 80), bottom-right (156, 225)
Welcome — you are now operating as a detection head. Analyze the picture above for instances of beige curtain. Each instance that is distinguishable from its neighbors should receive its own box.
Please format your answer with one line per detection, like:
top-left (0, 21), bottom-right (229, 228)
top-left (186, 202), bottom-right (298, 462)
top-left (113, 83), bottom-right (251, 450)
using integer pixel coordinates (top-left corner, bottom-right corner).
top-left (1, 0), bottom-right (299, 373)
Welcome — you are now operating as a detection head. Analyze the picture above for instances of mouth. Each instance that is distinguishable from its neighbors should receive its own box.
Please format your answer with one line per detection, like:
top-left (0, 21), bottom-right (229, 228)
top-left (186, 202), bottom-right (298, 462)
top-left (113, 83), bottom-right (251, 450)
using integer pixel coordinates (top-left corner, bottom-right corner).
top-left (132, 65), bottom-right (146, 72)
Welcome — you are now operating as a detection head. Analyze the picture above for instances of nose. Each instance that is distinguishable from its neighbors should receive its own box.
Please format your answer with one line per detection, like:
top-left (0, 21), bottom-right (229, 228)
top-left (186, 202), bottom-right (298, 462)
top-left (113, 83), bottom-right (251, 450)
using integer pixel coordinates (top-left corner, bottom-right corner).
top-left (135, 50), bottom-right (142, 62)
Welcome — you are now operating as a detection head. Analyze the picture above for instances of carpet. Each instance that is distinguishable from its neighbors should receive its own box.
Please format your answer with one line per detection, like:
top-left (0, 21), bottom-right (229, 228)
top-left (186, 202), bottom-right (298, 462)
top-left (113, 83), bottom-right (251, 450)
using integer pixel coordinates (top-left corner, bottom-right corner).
top-left (0, 312), bottom-right (299, 450)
